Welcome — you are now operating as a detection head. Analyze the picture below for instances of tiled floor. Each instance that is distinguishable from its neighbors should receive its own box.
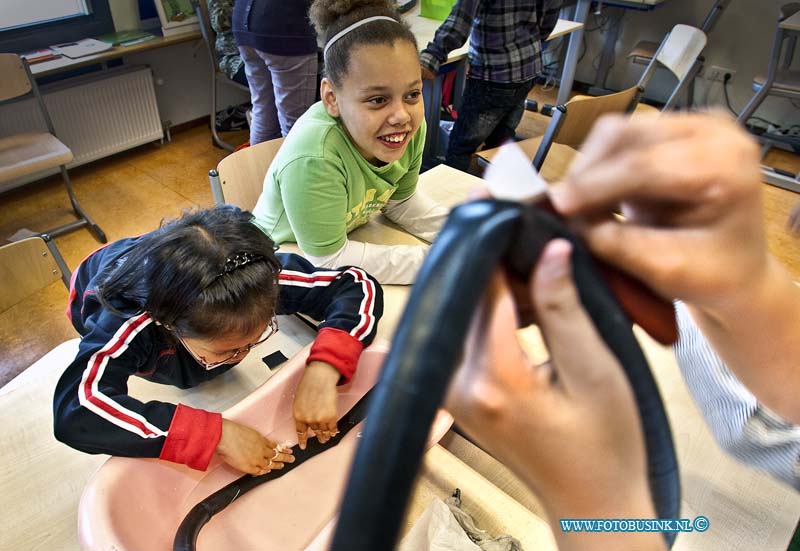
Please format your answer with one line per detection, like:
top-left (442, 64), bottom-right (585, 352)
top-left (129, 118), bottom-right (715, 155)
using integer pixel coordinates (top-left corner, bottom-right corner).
top-left (1, 90), bottom-right (799, 388)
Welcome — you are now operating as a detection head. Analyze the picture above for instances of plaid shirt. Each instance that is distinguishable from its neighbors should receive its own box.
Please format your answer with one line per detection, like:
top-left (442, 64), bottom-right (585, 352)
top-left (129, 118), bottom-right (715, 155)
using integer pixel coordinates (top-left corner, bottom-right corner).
top-left (419, 0), bottom-right (562, 84)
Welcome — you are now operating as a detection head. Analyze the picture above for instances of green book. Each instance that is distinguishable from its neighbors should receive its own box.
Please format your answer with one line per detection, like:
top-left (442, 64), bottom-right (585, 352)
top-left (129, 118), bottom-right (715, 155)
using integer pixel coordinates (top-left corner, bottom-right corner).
top-left (95, 30), bottom-right (157, 47)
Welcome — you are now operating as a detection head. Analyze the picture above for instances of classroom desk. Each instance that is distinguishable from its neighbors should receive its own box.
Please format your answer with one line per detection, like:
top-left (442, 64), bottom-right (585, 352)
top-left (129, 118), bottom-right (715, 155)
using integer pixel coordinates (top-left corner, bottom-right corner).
top-left (28, 31), bottom-right (201, 78)
top-left (3, 157), bottom-right (800, 550)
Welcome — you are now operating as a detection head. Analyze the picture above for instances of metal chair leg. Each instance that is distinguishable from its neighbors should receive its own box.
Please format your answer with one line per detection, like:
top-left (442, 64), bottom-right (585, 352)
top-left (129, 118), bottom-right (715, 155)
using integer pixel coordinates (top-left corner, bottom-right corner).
top-left (45, 165), bottom-right (108, 243)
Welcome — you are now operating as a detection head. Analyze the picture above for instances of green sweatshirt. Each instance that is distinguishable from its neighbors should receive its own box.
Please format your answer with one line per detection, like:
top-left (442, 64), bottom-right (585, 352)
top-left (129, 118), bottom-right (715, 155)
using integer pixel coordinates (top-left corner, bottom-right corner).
top-left (252, 102), bottom-right (426, 256)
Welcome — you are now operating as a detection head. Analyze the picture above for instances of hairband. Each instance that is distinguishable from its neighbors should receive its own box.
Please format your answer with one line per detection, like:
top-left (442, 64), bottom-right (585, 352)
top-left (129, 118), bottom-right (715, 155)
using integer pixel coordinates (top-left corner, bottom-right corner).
top-left (323, 15), bottom-right (399, 58)
top-left (215, 252), bottom-right (265, 279)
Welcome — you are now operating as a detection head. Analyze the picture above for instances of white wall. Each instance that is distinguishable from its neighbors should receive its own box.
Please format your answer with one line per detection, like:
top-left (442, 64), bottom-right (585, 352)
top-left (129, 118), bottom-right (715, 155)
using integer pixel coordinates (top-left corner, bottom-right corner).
top-left (123, 39), bottom-right (250, 127)
top-left (567, 0), bottom-right (799, 128)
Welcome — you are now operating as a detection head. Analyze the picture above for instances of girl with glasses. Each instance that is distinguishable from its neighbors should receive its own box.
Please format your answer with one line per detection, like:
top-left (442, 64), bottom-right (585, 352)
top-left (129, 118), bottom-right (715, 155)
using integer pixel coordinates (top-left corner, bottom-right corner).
top-left (54, 205), bottom-right (382, 476)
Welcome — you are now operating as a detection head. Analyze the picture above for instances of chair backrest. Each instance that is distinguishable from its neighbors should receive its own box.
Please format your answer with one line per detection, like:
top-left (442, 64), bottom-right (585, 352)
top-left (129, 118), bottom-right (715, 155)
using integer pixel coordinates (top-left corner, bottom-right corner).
top-left (0, 54), bottom-right (33, 102)
top-left (0, 236), bottom-right (71, 313)
top-left (211, 138), bottom-right (285, 210)
top-left (553, 87), bottom-right (641, 147)
top-left (192, 0), bottom-right (221, 70)
top-left (654, 25), bottom-right (708, 81)
top-left (532, 86), bottom-right (640, 170)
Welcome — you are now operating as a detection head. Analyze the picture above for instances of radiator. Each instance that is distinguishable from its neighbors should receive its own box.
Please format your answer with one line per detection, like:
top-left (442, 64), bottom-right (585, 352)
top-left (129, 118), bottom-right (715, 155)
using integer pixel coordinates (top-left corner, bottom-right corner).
top-left (0, 66), bottom-right (163, 192)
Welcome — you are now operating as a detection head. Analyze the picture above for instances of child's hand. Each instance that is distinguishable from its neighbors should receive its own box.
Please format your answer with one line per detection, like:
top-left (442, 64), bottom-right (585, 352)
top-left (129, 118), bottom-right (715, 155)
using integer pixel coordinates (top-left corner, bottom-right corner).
top-left (293, 361), bottom-right (341, 449)
top-left (216, 419), bottom-right (294, 476)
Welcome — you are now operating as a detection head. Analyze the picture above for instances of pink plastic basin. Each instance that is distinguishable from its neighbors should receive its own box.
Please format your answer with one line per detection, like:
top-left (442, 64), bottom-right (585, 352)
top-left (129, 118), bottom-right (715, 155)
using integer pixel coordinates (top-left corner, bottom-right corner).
top-left (78, 343), bottom-right (453, 550)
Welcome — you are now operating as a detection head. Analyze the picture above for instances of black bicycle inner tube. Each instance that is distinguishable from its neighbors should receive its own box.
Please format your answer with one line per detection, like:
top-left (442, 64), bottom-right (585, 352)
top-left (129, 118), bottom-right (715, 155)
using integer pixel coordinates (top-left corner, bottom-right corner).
top-left (172, 387), bottom-right (374, 551)
top-left (331, 200), bottom-right (680, 549)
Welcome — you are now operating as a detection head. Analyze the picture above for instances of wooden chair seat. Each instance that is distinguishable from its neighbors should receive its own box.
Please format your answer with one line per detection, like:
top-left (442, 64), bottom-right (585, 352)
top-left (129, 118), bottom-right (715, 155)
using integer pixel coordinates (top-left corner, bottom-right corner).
top-left (0, 132), bottom-right (72, 183)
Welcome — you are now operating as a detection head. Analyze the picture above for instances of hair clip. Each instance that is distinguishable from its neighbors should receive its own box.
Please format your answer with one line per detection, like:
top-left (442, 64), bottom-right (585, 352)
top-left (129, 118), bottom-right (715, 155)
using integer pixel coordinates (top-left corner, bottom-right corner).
top-left (216, 252), bottom-right (265, 278)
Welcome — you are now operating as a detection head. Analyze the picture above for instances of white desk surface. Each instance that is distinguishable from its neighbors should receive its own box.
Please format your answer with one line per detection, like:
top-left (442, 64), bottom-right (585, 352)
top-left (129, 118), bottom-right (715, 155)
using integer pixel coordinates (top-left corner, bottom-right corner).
top-left (781, 10), bottom-right (800, 31)
top-left (2, 160), bottom-right (800, 550)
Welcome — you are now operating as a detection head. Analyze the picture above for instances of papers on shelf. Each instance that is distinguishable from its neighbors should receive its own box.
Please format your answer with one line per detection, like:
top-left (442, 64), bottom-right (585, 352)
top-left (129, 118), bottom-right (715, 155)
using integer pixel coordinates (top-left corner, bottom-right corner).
top-left (21, 48), bottom-right (61, 64)
top-left (51, 38), bottom-right (113, 59)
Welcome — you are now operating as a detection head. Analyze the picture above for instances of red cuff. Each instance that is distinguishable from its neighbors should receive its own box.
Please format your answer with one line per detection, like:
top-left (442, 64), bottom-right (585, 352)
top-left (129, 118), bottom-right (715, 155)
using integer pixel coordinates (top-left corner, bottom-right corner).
top-left (307, 327), bottom-right (364, 383)
top-left (159, 404), bottom-right (222, 471)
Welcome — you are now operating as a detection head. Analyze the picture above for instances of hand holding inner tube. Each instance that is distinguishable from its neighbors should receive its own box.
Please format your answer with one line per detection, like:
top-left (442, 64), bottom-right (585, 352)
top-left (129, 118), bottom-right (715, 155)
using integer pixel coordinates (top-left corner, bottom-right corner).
top-left (446, 239), bottom-right (667, 551)
top-left (216, 419), bottom-right (295, 476)
top-left (293, 360), bottom-right (342, 449)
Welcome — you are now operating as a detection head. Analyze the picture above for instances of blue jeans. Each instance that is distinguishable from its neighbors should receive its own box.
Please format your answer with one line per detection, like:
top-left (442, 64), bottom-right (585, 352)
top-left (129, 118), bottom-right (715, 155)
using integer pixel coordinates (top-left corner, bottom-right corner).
top-left (238, 46), bottom-right (317, 144)
top-left (445, 77), bottom-right (535, 173)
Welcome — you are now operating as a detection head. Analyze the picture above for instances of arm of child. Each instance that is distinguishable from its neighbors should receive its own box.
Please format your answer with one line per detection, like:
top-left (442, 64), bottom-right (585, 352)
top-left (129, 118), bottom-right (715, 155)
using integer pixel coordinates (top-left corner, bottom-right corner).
top-left (419, 0), bottom-right (481, 75)
top-left (275, 253), bottom-right (384, 445)
top-left (53, 317), bottom-right (222, 471)
top-left (304, 239), bottom-right (427, 285)
top-left (552, 112), bottom-right (800, 425)
top-left (382, 191), bottom-right (449, 243)
top-left (52, 314), bottom-right (291, 474)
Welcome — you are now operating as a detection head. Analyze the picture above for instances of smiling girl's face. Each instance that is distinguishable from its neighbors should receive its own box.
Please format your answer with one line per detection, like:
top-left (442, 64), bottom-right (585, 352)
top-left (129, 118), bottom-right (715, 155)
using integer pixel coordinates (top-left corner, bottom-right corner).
top-left (321, 39), bottom-right (424, 166)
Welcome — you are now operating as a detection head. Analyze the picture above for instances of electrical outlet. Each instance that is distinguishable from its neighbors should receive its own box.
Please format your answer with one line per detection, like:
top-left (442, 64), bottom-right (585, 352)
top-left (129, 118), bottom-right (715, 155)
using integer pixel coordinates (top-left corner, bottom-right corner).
top-left (706, 65), bottom-right (737, 82)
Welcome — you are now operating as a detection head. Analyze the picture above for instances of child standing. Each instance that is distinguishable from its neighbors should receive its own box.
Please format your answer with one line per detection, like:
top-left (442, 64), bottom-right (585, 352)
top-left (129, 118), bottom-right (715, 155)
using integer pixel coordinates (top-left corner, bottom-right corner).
top-left (251, 0), bottom-right (449, 285)
top-left (53, 206), bottom-right (382, 475)
top-left (232, 0), bottom-right (318, 143)
top-left (420, 0), bottom-right (563, 173)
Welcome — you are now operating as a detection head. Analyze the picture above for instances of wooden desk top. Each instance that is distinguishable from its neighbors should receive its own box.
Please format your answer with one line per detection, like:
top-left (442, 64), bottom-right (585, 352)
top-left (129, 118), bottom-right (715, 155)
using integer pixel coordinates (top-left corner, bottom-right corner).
top-left (29, 31), bottom-right (201, 78)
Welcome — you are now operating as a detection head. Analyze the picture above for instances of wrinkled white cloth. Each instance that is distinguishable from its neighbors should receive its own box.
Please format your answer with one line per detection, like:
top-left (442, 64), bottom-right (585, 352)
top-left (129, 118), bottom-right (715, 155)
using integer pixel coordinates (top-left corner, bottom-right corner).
top-left (398, 495), bottom-right (522, 551)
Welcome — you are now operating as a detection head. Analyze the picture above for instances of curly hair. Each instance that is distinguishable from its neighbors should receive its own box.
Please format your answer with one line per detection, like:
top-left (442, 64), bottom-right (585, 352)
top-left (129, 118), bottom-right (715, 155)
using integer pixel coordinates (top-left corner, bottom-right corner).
top-left (309, 0), bottom-right (418, 85)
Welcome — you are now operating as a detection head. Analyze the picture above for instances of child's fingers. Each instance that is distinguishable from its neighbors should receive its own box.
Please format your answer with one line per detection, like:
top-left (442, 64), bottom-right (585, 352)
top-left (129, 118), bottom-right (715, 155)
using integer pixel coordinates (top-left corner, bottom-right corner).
top-left (296, 420), bottom-right (309, 450)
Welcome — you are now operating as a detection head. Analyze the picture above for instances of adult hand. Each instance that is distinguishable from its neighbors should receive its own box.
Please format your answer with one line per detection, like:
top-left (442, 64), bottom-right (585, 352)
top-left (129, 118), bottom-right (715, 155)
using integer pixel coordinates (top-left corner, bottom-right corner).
top-left (551, 112), bottom-right (766, 313)
top-left (420, 65), bottom-right (436, 80)
top-left (446, 240), bottom-right (663, 551)
top-left (216, 419), bottom-right (294, 475)
top-left (293, 361), bottom-right (341, 449)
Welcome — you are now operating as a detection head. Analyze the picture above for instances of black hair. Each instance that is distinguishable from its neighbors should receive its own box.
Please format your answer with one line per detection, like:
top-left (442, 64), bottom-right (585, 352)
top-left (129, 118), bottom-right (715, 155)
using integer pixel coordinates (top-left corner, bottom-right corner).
top-left (97, 206), bottom-right (281, 339)
top-left (309, 0), bottom-right (418, 86)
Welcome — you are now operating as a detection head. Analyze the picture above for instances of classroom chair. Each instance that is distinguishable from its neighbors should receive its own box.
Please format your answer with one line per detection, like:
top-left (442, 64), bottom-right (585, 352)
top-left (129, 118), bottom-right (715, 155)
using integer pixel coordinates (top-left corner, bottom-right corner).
top-left (192, 0), bottom-right (251, 152)
top-left (478, 24), bottom-right (707, 172)
top-left (736, 3), bottom-right (800, 126)
top-left (0, 234), bottom-right (71, 313)
top-left (0, 54), bottom-right (107, 243)
top-left (208, 138), bottom-right (284, 210)
top-left (627, 0), bottom-right (732, 109)
top-left (479, 86), bottom-right (640, 172)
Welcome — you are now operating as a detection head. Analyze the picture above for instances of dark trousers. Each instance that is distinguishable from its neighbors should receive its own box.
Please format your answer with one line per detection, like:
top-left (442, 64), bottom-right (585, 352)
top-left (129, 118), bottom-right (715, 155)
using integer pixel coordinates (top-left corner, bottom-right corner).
top-left (445, 77), bottom-right (536, 173)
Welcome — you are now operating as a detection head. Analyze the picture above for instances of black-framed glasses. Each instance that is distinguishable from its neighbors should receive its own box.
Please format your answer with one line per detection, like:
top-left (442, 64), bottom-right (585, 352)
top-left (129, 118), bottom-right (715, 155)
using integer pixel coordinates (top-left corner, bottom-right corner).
top-left (175, 315), bottom-right (279, 371)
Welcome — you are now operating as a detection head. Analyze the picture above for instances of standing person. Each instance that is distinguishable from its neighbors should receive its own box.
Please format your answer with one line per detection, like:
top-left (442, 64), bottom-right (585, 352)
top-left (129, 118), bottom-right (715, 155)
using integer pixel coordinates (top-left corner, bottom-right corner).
top-left (208, 0), bottom-right (247, 86)
top-left (420, 0), bottom-right (563, 173)
top-left (251, 0), bottom-right (449, 285)
top-left (232, 0), bottom-right (318, 143)
top-left (53, 206), bottom-right (382, 475)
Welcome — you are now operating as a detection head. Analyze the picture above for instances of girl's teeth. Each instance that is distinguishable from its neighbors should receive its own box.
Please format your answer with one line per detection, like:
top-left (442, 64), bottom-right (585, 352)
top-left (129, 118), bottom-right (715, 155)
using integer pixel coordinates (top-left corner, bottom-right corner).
top-left (382, 133), bottom-right (405, 143)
